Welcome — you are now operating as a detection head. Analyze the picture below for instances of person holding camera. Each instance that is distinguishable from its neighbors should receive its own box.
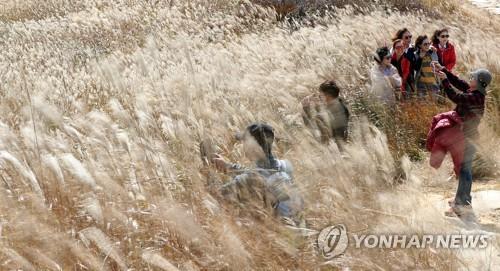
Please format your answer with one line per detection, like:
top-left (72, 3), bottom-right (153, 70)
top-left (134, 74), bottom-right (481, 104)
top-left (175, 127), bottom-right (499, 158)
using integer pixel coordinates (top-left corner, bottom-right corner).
top-left (434, 63), bottom-right (492, 218)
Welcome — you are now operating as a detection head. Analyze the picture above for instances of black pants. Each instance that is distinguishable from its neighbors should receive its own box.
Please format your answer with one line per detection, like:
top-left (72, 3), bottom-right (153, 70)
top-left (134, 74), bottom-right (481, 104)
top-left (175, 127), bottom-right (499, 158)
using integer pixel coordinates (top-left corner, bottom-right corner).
top-left (455, 140), bottom-right (476, 206)
top-left (333, 127), bottom-right (348, 151)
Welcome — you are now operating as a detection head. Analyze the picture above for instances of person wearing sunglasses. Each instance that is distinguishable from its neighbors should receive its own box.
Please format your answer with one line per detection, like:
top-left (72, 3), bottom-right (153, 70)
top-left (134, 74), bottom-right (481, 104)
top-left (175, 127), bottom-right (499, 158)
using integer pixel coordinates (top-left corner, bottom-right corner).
top-left (371, 46), bottom-right (402, 103)
top-left (413, 35), bottom-right (439, 98)
top-left (432, 28), bottom-right (456, 71)
top-left (392, 28), bottom-right (417, 97)
top-left (391, 39), bottom-right (414, 99)
top-left (434, 64), bottom-right (492, 219)
top-left (392, 28), bottom-right (414, 53)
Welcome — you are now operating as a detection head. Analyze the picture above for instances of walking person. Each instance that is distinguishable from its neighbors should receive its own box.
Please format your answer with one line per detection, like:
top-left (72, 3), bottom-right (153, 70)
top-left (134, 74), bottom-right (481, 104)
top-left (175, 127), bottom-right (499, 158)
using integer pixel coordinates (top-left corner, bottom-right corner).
top-left (414, 35), bottom-right (439, 98)
top-left (432, 28), bottom-right (457, 71)
top-left (317, 80), bottom-right (350, 147)
top-left (301, 80), bottom-right (350, 149)
top-left (434, 63), bottom-right (492, 218)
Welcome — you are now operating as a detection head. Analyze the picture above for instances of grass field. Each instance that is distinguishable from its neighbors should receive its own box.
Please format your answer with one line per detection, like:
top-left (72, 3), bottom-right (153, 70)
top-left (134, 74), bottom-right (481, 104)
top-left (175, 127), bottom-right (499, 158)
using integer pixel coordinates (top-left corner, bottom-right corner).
top-left (0, 0), bottom-right (499, 270)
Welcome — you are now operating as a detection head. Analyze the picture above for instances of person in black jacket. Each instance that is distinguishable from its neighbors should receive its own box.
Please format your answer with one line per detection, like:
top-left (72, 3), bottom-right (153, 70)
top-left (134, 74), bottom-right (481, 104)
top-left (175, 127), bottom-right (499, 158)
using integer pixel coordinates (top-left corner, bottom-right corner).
top-left (435, 63), bottom-right (492, 218)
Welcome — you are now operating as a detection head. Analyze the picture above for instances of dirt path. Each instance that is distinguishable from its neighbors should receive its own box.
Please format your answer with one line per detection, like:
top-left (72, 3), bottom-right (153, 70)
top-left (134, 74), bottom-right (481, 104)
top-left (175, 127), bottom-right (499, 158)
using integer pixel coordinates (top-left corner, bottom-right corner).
top-left (423, 177), bottom-right (500, 226)
top-left (470, 0), bottom-right (500, 14)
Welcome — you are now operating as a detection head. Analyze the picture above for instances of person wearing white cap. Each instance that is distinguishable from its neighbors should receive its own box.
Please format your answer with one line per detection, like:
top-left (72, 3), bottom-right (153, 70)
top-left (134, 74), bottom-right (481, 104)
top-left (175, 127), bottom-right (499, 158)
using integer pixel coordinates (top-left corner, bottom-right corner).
top-left (434, 63), bottom-right (492, 218)
top-left (371, 46), bottom-right (402, 103)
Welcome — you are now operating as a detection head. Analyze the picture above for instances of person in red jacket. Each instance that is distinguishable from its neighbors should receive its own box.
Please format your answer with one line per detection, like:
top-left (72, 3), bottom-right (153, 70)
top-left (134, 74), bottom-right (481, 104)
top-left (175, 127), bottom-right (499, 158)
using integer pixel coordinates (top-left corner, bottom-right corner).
top-left (392, 28), bottom-right (417, 99)
top-left (391, 39), bottom-right (414, 99)
top-left (432, 28), bottom-right (456, 71)
top-left (435, 63), bottom-right (492, 219)
top-left (391, 39), bottom-right (411, 97)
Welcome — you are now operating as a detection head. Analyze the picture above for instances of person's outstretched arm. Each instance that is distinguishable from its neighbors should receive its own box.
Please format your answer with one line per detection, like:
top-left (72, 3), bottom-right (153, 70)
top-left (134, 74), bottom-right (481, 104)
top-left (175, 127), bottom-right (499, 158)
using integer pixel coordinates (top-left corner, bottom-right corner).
top-left (441, 68), bottom-right (469, 92)
top-left (212, 154), bottom-right (245, 174)
top-left (437, 71), bottom-right (483, 105)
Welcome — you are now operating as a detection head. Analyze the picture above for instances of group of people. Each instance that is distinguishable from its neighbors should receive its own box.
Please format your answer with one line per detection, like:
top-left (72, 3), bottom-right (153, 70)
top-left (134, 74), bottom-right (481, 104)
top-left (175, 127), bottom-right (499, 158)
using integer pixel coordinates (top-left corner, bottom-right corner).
top-left (372, 27), bottom-right (457, 102)
top-left (375, 27), bottom-right (493, 219)
top-left (204, 26), bottom-right (493, 224)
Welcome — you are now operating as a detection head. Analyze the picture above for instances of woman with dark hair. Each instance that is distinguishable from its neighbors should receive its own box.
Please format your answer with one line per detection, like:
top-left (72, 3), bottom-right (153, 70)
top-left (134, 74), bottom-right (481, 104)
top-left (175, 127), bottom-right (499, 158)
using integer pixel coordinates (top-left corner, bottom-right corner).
top-left (391, 39), bottom-right (413, 98)
top-left (391, 39), bottom-right (405, 75)
top-left (432, 28), bottom-right (456, 71)
top-left (392, 28), bottom-right (413, 52)
top-left (213, 123), bottom-right (304, 222)
top-left (413, 35), bottom-right (439, 98)
top-left (392, 28), bottom-right (417, 98)
top-left (371, 46), bottom-right (402, 103)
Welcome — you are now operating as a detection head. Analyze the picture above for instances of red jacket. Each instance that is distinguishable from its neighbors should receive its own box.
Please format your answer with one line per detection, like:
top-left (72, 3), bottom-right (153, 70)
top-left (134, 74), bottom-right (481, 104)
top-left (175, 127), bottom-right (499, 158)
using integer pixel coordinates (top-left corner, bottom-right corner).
top-left (427, 111), bottom-right (465, 176)
top-left (434, 42), bottom-right (456, 71)
top-left (391, 53), bottom-right (413, 93)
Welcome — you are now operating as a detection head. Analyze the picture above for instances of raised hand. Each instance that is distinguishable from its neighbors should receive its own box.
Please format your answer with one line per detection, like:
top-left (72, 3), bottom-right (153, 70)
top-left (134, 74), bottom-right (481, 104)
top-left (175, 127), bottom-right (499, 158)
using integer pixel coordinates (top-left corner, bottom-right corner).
top-left (437, 71), bottom-right (447, 80)
top-left (212, 154), bottom-right (229, 173)
top-left (431, 61), bottom-right (444, 71)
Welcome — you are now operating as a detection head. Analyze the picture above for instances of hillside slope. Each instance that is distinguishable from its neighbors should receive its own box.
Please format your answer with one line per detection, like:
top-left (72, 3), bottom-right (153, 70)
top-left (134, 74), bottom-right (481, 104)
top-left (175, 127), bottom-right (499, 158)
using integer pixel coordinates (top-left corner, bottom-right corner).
top-left (0, 0), bottom-right (499, 270)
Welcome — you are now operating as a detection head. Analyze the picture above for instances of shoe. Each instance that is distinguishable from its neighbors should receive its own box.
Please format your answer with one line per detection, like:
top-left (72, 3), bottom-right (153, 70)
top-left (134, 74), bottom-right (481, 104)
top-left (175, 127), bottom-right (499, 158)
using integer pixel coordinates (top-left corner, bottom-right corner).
top-left (445, 205), bottom-right (476, 221)
top-left (454, 205), bottom-right (476, 221)
top-left (444, 207), bottom-right (458, 217)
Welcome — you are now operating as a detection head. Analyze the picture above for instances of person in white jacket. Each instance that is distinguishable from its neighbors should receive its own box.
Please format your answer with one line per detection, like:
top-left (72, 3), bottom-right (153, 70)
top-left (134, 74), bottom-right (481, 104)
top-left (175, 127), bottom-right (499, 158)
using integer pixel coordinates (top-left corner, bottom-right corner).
top-left (371, 46), bottom-right (402, 104)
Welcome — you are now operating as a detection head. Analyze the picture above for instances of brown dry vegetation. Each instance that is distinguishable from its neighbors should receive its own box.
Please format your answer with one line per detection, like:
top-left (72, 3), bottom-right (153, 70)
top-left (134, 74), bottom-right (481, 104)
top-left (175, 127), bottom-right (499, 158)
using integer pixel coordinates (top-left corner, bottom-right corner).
top-left (0, 0), bottom-right (499, 270)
